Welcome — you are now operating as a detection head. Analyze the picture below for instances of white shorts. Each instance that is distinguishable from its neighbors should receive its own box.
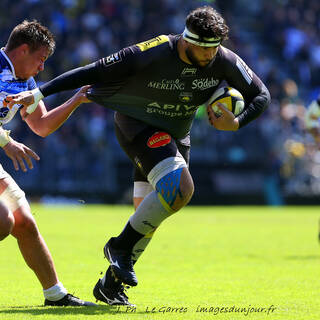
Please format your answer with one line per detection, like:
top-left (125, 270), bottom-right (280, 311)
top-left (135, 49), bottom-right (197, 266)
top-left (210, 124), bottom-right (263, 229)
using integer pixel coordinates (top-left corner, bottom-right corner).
top-left (0, 164), bottom-right (9, 180)
top-left (0, 165), bottom-right (27, 212)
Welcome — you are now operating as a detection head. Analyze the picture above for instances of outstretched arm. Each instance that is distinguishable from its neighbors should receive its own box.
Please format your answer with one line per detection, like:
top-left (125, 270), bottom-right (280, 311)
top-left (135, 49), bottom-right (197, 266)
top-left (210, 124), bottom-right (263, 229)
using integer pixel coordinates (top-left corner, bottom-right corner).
top-left (22, 86), bottom-right (91, 137)
top-left (3, 62), bottom-right (100, 111)
top-left (3, 47), bottom-right (137, 112)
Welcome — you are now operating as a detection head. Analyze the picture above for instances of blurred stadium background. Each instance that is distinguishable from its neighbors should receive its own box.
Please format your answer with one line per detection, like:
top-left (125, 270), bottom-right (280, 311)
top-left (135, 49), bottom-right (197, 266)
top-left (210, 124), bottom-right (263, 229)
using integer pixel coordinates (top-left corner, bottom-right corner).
top-left (0, 0), bottom-right (319, 206)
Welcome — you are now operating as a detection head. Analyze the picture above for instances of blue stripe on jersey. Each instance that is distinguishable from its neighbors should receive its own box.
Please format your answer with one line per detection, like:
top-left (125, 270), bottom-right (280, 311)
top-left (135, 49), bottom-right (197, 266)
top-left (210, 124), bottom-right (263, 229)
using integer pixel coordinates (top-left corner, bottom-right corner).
top-left (0, 50), bottom-right (37, 125)
top-left (0, 50), bottom-right (37, 92)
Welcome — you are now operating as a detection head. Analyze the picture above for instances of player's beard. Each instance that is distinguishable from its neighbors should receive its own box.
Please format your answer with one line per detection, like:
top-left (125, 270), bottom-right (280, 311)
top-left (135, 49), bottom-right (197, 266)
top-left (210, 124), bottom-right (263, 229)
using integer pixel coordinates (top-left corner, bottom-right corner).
top-left (185, 47), bottom-right (211, 68)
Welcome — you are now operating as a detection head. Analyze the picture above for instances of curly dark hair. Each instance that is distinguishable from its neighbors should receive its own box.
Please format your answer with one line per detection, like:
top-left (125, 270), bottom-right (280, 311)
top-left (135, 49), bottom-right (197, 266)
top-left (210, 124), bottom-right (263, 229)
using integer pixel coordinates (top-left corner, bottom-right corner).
top-left (6, 20), bottom-right (55, 56)
top-left (186, 6), bottom-right (229, 41)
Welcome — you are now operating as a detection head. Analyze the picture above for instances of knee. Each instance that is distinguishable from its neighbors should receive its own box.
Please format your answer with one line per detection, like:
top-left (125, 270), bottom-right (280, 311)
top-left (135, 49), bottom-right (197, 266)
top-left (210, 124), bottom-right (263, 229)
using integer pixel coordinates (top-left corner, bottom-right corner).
top-left (181, 183), bottom-right (194, 207)
top-left (156, 167), bottom-right (194, 213)
top-left (0, 202), bottom-right (14, 241)
top-left (11, 210), bottom-right (39, 239)
top-left (173, 171), bottom-right (194, 211)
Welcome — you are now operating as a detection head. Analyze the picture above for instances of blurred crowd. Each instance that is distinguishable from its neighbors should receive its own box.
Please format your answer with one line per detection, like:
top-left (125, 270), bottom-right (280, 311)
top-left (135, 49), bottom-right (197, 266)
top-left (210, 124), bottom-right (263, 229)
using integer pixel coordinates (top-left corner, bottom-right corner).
top-left (0, 0), bottom-right (319, 204)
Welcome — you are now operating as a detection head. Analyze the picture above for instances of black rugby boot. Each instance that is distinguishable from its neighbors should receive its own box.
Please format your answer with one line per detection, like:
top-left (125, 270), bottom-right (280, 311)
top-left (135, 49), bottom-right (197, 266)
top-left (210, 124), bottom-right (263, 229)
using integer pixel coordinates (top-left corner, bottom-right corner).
top-left (45, 293), bottom-right (96, 306)
top-left (104, 237), bottom-right (138, 286)
top-left (93, 278), bottom-right (134, 306)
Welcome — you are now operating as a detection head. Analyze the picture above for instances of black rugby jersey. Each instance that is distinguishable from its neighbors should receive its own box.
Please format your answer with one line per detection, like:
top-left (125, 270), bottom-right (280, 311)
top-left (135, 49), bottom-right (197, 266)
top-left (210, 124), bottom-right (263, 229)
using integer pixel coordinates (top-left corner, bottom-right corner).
top-left (40, 34), bottom-right (270, 139)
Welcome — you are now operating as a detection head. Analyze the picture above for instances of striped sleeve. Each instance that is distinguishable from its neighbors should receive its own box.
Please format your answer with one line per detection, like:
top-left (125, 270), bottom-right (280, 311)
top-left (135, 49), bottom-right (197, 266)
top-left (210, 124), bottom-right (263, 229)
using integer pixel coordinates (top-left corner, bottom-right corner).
top-left (221, 48), bottom-right (270, 128)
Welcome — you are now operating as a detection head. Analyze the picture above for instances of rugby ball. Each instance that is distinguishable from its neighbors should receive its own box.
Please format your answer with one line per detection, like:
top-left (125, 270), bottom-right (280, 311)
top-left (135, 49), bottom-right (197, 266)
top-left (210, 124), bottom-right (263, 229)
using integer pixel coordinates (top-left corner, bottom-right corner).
top-left (207, 86), bottom-right (245, 116)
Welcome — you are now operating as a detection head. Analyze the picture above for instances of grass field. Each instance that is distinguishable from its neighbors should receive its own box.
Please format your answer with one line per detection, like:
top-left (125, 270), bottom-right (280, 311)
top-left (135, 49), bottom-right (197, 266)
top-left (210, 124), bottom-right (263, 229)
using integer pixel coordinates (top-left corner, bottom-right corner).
top-left (0, 204), bottom-right (319, 320)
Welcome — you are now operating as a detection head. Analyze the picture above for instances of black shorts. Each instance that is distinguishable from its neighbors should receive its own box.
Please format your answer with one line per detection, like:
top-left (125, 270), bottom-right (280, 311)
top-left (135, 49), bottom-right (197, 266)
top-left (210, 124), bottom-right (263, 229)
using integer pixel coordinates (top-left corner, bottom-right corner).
top-left (114, 114), bottom-right (190, 183)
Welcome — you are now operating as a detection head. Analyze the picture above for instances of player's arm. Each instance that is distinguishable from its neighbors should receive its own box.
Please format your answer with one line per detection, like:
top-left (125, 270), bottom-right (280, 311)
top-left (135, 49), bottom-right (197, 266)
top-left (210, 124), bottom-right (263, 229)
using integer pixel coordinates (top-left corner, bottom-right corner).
top-left (21, 86), bottom-right (90, 137)
top-left (3, 62), bottom-right (99, 112)
top-left (3, 47), bottom-right (137, 111)
top-left (222, 48), bottom-right (270, 128)
top-left (0, 127), bottom-right (39, 172)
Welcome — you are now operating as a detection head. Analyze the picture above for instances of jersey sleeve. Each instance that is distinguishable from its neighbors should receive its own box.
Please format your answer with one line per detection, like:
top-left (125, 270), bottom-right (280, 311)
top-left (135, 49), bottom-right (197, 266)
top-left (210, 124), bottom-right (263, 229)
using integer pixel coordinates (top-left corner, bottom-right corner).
top-left (220, 47), bottom-right (271, 128)
top-left (39, 44), bottom-right (153, 97)
top-left (94, 46), bottom-right (141, 81)
top-left (94, 36), bottom-right (169, 82)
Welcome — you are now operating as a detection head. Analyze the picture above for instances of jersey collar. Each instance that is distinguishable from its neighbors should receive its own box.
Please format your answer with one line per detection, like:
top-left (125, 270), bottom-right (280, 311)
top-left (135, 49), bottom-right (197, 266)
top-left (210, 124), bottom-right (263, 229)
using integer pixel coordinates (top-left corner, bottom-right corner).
top-left (0, 48), bottom-right (18, 80)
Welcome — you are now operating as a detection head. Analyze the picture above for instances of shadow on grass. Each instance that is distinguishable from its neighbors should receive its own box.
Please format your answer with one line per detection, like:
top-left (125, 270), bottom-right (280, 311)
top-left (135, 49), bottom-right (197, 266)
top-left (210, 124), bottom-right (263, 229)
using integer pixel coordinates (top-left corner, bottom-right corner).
top-left (0, 305), bottom-right (149, 315)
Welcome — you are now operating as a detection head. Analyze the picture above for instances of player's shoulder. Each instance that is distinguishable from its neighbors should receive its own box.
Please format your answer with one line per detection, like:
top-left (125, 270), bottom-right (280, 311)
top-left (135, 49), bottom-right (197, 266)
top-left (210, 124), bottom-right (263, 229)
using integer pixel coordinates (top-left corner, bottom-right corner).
top-left (215, 45), bottom-right (252, 75)
top-left (124, 34), bottom-right (176, 60)
top-left (120, 34), bottom-right (176, 70)
top-left (133, 34), bottom-right (175, 53)
top-left (216, 45), bottom-right (238, 63)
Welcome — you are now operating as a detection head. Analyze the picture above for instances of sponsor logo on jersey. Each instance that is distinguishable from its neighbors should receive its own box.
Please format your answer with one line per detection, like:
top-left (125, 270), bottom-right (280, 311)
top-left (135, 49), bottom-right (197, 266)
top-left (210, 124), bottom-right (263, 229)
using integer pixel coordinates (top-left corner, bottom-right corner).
top-left (147, 79), bottom-right (185, 91)
top-left (191, 77), bottom-right (219, 90)
top-left (179, 92), bottom-right (193, 102)
top-left (181, 67), bottom-right (197, 77)
top-left (0, 107), bottom-right (9, 118)
top-left (147, 132), bottom-right (171, 148)
top-left (136, 35), bottom-right (169, 52)
top-left (146, 101), bottom-right (197, 118)
top-left (103, 53), bottom-right (122, 66)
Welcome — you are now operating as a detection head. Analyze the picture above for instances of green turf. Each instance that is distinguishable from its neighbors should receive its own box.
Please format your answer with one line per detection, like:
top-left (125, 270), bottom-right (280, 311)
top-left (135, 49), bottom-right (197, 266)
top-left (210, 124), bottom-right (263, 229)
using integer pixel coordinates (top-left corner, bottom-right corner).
top-left (0, 204), bottom-right (319, 320)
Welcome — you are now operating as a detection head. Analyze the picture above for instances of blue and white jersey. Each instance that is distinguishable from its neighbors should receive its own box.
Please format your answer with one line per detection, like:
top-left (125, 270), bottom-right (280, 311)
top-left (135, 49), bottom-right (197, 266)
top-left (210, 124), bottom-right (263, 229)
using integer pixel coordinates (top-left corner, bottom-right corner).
top-left (0, 48), bottom-right (37, 125)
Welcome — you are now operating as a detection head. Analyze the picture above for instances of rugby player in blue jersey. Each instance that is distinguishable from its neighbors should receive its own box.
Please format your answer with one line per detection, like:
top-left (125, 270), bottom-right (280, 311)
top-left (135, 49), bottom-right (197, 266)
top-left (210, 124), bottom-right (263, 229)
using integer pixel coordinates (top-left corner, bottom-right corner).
top-left (5, 7), bottom-right (271, 306)
top-left (0, 21), bottom-right (95, 306)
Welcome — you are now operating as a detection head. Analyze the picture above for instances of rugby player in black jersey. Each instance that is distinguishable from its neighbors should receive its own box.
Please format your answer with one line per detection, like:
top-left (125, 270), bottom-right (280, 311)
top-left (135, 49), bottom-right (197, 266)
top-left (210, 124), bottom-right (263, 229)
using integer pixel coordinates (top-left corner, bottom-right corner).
top-left (5, 6), bottom-right (271, 306)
